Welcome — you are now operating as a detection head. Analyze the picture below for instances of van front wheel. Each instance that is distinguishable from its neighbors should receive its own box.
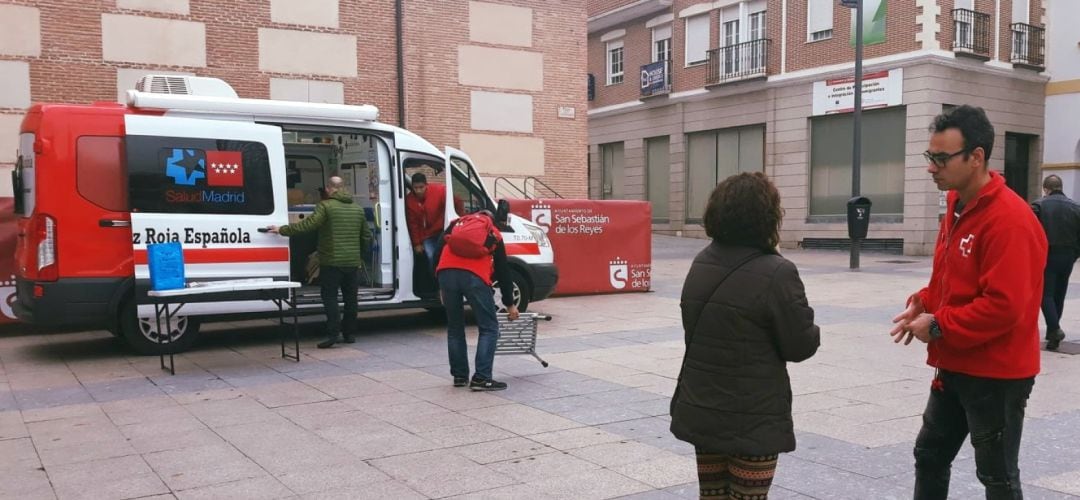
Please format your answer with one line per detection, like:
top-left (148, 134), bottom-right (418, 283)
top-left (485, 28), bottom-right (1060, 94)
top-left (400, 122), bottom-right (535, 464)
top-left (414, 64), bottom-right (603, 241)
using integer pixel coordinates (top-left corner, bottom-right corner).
top-left (118, 298), bottom-right (202, 355)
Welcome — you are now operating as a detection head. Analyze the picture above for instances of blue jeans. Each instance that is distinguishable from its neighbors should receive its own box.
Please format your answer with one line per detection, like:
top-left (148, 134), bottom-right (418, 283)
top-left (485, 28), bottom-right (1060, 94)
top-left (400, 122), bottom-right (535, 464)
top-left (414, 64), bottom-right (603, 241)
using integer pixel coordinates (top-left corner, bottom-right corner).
top-left (438, 269), bottom-right (499, 380)
top-left (914, 371), bottom-right (1034, 499)
top-left (422, 235), bottom-right (440, 277)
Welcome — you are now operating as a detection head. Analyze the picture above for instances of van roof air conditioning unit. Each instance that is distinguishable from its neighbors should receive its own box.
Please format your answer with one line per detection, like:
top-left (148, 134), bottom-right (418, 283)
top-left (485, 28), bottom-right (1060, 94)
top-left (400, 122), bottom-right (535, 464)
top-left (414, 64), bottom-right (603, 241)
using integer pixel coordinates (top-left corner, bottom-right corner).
top-left (134, 75), bottom-right (239, 99)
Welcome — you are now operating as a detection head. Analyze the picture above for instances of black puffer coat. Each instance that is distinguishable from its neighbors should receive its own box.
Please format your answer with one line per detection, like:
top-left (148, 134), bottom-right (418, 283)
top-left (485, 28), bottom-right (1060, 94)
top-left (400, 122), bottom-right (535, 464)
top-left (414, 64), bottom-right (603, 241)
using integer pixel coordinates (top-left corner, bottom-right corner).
top-left (670, 242), bottom-right (820, 455)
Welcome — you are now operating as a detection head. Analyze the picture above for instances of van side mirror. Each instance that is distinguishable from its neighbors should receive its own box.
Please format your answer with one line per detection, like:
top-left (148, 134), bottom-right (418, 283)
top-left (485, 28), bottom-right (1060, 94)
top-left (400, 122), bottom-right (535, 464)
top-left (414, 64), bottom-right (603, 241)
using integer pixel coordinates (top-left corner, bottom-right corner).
top-left (495, 199), bottom-right (510, 224)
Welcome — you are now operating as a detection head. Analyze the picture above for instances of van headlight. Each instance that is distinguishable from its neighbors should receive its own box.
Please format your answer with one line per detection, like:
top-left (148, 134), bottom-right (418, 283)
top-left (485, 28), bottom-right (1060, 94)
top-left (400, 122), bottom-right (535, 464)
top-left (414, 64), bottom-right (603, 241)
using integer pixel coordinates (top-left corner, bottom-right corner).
top-left (525, 224), bottom-right (550, 247)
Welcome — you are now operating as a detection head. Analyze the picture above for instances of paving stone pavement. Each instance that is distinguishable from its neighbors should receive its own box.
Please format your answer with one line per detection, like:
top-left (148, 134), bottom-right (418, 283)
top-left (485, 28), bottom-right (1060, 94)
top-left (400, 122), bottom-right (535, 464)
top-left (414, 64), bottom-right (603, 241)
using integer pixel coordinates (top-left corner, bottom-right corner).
top-left (1, 235), bottom-right (1079, 499)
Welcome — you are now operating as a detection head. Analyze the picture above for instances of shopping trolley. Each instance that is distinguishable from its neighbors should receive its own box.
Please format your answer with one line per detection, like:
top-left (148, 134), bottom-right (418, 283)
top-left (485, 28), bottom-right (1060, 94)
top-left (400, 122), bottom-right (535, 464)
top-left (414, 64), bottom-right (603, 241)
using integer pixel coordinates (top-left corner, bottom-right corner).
top-left (495, 312), bottom-right (552, 367)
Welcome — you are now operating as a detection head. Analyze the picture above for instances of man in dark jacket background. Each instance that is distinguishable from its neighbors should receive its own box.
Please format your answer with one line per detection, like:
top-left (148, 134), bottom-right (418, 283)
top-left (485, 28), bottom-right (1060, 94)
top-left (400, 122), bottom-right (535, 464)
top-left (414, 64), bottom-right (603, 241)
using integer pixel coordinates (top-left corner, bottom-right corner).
top-left (270, 176), bottom-right (371, 348)
top-left (1032, 174), bottom-right (1080, 351)
top-left (892, 105), bottom-right (1047, 499)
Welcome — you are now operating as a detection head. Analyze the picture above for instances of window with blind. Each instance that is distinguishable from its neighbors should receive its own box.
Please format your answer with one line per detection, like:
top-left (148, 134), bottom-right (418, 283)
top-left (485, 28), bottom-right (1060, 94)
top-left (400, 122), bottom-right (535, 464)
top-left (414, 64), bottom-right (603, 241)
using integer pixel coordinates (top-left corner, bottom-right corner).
top-left (685, 14), bottom-right (710, 65)
top-left (809, 107), bottom-right (906, 216)
top-left (807, 0), bottom-right (834, 41)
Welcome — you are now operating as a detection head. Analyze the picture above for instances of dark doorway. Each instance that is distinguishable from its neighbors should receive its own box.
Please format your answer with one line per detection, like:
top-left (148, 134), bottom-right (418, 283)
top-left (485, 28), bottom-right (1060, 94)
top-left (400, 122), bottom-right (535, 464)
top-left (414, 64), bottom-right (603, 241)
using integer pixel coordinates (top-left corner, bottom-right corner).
top-left (1005, 133), bottom-right (1034, 200)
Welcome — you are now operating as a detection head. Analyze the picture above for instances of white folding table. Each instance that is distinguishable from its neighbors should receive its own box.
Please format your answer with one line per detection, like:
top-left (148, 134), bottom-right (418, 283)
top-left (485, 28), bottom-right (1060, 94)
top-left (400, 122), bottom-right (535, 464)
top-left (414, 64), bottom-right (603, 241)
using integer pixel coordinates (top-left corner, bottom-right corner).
top-left (147, 280), bottom-right (302, 374)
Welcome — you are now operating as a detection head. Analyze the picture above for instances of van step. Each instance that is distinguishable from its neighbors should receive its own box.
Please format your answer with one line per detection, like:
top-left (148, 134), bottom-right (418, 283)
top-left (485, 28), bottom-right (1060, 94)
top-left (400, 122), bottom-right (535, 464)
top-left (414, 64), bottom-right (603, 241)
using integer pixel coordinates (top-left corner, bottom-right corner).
top-left (294, 287), bottom-right (395, 304)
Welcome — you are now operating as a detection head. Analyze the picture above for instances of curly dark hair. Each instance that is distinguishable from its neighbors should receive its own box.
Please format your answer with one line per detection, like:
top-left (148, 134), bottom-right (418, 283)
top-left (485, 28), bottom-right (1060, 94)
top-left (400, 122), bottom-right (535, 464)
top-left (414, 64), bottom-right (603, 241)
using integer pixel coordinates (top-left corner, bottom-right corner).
top-left (703, 172), bottom-right (782, 250)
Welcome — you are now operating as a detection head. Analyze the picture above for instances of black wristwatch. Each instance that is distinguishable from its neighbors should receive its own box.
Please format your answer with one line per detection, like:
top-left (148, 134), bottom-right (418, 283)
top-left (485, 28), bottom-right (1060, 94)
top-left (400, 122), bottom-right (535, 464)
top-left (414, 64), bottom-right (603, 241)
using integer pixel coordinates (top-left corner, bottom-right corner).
top-left (928, 316), bottom-right (943, 341)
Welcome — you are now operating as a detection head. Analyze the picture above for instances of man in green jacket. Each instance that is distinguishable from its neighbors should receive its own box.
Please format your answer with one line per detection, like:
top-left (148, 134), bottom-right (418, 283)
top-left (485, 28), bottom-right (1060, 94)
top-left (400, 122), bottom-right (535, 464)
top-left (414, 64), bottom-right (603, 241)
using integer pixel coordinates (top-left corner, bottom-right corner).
top-left (270, 176), bottom-right (371, 348)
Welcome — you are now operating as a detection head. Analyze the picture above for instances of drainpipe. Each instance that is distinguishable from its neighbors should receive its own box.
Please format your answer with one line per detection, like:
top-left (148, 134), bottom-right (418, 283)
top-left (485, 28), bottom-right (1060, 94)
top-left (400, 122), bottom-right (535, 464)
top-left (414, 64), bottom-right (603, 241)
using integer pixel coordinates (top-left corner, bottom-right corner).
top-left (396, 0), bottom-right (406, 128)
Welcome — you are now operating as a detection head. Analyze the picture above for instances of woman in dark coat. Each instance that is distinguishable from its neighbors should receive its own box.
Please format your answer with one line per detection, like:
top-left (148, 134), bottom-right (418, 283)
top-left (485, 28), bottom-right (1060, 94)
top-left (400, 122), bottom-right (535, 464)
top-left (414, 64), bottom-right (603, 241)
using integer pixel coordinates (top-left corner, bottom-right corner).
top-left (670, 172), bottom-right (820, 499)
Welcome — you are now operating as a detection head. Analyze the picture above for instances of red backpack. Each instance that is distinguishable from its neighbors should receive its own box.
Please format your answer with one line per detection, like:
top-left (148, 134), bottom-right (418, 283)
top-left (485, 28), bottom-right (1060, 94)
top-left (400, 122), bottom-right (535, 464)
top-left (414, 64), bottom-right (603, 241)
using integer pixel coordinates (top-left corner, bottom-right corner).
top-left (445, 213), bottom-right (498, 258)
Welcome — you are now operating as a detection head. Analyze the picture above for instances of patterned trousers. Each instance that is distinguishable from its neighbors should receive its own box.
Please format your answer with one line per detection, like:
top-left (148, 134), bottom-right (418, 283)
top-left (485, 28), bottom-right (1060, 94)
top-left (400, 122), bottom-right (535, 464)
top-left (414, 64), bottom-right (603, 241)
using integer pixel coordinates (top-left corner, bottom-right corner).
top-left (695, 451), bottom-right (779, 500)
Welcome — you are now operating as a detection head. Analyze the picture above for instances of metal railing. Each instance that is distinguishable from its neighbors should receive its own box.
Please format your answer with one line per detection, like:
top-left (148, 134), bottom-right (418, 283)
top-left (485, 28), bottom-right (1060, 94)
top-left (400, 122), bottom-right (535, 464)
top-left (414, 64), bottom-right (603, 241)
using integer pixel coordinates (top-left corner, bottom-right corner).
top-left (951, 8), bottom-right (991, 57)
top-left (493, 177), bottom-right (528, 199)
top-left (493, 176), bottom-right (564, 200)
top-left (524, 176), bottom-right (564, 199)
top-left (1010, 23), bottom-right (1045, 68)
top-left (705, 39), bottom-right (770, 86)
top-left (639, 59), bottom-right (672, 98)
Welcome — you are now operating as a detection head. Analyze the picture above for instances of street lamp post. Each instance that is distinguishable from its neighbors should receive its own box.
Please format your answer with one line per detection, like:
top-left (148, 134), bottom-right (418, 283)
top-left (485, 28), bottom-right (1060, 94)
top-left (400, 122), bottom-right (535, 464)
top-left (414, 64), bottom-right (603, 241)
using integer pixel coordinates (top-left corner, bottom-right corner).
top-left (842, 0), bottom-right (864, 270)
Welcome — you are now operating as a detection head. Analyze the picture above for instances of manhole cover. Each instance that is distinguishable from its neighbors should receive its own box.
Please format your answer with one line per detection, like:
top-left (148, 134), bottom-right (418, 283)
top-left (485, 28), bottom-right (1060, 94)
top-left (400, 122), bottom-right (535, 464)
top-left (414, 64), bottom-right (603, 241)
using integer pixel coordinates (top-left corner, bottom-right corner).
top-left (1050, 341), bottom-right (1080, 355)
top-left (878, 260), bottom-right (919, 264)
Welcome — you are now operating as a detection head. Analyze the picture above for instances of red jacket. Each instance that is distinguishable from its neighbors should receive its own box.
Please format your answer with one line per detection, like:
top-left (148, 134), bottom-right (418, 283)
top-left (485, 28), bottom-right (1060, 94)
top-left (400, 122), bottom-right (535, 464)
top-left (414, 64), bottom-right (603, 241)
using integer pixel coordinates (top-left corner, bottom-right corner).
top-left (915, 171), bottom-right (1047, 379)
top-left (405, 183), bottom-right (464, 246)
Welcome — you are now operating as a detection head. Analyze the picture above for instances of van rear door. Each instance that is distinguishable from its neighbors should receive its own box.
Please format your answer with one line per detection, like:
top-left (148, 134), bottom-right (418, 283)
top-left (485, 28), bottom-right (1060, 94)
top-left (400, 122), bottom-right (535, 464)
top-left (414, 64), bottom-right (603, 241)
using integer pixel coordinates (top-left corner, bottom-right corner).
top-left (124, 115), bottom-right (289, 315)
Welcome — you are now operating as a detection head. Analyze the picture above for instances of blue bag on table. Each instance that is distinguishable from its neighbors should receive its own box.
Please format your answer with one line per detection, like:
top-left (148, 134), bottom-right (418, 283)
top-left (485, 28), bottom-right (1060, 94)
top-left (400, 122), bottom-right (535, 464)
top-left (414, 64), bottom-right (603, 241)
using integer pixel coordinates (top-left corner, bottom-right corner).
top-left (147, 242), bottom-right (185, 291)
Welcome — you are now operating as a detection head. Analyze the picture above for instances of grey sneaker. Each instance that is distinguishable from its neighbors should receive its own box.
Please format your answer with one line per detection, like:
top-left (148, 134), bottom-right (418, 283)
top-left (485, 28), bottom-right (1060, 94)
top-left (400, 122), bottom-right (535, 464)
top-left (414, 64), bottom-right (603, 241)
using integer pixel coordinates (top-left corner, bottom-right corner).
top-left (453, 377), bottom-right (469, 387)
top-left (469, 378), bottom-right (507, 391)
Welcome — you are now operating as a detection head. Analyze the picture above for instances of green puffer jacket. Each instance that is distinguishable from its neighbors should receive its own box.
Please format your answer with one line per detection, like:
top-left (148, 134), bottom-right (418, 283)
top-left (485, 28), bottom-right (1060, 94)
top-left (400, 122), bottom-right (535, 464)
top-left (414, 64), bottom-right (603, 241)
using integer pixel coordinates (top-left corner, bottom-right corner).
top-left (280, 191), bottom-right (372, 268)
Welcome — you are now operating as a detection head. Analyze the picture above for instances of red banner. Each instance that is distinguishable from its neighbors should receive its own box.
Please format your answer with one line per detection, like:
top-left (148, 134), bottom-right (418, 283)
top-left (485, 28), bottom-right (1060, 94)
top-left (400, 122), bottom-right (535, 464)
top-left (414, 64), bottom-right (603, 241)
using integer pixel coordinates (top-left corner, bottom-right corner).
top-left (0, 198), bottom-right (17, 324)
top-left (510, 199), bottom-right (651, 296)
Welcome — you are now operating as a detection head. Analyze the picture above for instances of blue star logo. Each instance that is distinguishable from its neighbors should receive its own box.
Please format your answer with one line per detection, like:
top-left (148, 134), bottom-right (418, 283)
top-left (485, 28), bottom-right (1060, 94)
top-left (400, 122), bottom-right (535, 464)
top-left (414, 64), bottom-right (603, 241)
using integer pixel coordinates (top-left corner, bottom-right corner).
top-left (165, 149), bottom-right (206, 186)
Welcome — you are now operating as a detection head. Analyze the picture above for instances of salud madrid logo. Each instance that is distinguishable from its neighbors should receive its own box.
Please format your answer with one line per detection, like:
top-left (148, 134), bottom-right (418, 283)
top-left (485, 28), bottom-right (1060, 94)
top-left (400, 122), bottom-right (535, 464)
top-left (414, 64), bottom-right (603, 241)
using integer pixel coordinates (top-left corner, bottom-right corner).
top-left (531, 202), bottom-right (552, 234)
top-left (163, 148), bottom-right (246, 204)
top-left (609, 257), bottom-right (628, 290)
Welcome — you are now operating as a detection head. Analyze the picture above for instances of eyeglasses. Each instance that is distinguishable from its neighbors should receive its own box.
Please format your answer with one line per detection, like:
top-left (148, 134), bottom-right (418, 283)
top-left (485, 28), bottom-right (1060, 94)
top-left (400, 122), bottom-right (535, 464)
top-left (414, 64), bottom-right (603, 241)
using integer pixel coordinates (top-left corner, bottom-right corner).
top-left (923, 148), bottom-right (971, 168)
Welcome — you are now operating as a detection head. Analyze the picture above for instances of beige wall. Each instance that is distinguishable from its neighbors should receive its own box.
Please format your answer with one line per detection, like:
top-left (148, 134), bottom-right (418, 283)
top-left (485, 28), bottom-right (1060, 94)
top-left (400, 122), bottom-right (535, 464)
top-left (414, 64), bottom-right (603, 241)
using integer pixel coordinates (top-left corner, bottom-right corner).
top-left (460, 134), bottom-right (546, 177)
top-left (0, 4), bottom-right (41, 57)
top-left (458, 46), bottom-right (544, 91)
top-left (269, 78), bottom-right (345, 104)
top-left (469, 1), bottom-right (532, 47)
top-left (258, 29), bottom-right (357, 77)
top-left (101, 14), bottom-right (206, 67)
top-left (271, 0), bottom-right (339, 28)
top-left (116, 0), bottom-right (190, 15)
top-left (0, 115), bottom-right (21, 165)
top-left (470, 91), bottom-right (534, 133)
top-left (0, 61), bottom-right (32, 109)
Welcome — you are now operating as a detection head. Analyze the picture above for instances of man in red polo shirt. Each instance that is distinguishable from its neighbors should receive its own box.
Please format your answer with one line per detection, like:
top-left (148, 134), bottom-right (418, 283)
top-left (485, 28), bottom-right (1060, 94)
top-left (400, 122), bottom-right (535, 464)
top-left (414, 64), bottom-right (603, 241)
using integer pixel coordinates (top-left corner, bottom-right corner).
top-left (891, 105), bottom-right (1047, 499)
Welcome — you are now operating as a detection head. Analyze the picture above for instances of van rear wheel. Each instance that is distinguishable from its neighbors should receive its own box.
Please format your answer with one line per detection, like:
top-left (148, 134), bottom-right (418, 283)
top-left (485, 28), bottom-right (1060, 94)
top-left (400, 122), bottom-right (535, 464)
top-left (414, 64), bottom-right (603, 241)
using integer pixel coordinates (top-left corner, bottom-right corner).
top-left (118, 298), bottom-right (201, 355)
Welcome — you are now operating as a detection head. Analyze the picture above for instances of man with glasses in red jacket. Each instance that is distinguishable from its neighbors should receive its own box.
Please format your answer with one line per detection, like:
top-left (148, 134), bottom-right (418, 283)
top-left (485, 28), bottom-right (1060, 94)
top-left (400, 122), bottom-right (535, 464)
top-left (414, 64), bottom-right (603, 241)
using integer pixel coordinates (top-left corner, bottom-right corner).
top-left (891, 105), bottom-right (1047, 499)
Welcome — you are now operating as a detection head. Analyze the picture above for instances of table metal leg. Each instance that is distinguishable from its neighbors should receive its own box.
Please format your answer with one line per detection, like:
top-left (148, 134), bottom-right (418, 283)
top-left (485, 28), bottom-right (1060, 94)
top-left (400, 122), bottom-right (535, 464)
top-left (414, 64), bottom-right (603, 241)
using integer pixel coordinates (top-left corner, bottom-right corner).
top-left (156, 301), bottom-right (175, 375)
top-left (279, 294), bottom-right (300, 362)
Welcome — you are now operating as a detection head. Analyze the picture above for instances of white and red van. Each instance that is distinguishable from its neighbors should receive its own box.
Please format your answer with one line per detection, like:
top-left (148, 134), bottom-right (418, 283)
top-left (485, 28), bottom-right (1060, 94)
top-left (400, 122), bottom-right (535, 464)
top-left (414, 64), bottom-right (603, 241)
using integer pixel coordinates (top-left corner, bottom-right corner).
top-left (12, 75), bottom-right (557, 354)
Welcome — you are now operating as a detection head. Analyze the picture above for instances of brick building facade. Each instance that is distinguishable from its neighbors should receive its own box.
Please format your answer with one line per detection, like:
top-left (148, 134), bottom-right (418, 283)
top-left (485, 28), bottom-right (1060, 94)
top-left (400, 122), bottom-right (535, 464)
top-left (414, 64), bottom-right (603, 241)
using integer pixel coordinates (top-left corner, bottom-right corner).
top-left (587, 0), bottom-right (1048, 255)
top-left (0, 0), bottom-right (588, 199)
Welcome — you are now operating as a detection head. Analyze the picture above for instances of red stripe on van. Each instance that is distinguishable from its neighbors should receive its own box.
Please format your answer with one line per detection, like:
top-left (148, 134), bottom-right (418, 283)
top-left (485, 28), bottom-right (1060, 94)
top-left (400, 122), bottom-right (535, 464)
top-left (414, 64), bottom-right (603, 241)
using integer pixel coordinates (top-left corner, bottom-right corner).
top-left (134, 247), bottom-right (289, 265)
top-left (504, 243), bottom-right (540, 256)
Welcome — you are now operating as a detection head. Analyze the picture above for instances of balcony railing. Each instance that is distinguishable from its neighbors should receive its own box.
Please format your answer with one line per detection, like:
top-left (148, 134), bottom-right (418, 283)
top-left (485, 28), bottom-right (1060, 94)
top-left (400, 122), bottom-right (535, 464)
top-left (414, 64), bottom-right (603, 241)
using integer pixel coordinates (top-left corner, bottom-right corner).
top-left (1011, 22), bottom-right (1045, 68)
top-left (951, 8), bottom-right (991, 58)
top-left (705, 39), bottom-right (770, 86)
top-left (639, 59), bottom-right (672, 98)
